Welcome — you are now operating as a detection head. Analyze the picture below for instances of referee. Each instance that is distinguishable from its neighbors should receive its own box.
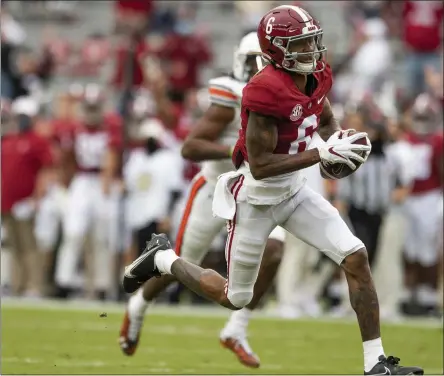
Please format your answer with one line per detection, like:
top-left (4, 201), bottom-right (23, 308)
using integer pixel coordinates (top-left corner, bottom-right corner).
top-left (335, 112), bottom-right (410, 267)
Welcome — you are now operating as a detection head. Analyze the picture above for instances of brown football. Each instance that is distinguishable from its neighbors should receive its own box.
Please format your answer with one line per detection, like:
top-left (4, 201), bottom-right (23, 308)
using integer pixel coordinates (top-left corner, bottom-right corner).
top-left (319, 133), bottom-right (370, 180)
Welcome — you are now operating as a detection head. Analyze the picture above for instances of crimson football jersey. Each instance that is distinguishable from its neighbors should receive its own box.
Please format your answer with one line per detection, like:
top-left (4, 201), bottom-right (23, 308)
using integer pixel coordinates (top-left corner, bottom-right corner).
top-left (407, 131), bottom-right (443, 194)
top-left (233, 62), bottom-right (333, 168)
top-left (63, 113), bottom-right (122, 173)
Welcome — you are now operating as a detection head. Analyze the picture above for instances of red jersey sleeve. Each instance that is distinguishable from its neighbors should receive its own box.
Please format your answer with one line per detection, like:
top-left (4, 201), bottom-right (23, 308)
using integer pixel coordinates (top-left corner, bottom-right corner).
top-left (242, 81), bottom-right (281, 118)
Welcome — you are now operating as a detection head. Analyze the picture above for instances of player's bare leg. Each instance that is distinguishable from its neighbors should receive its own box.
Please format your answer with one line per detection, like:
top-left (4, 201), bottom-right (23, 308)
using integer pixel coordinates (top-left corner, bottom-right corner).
top-left (120, 239), bottom-right (283, 363)
top-left (220, 238), bottom-right (284, 368)
top-left (341, 249), bottom-right (380, 341)
top-left (340, 248), bottom-right (419, 374)
top-left (343, 248), bottom-right (421, 373)
top-left (123, 234), bottom-right (262, 309)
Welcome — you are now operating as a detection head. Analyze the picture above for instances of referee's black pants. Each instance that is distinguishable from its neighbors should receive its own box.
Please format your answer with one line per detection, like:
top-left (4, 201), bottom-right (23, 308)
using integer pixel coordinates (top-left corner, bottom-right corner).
top-left (348, 206), bottom-right (384, 267)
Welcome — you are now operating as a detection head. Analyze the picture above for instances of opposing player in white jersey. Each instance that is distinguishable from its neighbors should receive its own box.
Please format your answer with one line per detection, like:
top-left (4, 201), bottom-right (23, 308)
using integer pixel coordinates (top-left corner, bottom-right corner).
top-left (55, 84), bottom-right (121, 298)
top-left (122, 5), bottom-right (423, 375)
top-left (119, 32), bottom-right (286, 368)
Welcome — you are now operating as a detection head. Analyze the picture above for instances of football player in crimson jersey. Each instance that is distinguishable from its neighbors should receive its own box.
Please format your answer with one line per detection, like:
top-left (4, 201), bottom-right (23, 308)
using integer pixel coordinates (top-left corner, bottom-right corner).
top-left (122, 5), bottom-right (423, 374)
top-left (403, 93), bottom-right (443, 315)
top-left (54, 84), bottom-right (122, 299)
top-left (119, 32), bottom-right (286, 369)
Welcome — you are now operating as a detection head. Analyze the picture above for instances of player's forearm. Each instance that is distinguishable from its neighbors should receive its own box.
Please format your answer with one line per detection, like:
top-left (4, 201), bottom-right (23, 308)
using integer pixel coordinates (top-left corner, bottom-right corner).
top-left (250, 149), bottom-right (320, 180)
top-left (181, 139), bottom-right (231, 162)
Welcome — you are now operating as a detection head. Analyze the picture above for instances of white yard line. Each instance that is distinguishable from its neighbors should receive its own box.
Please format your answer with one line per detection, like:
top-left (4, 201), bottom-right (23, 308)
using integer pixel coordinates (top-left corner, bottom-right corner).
top-left (2, 297), bottom-right (443, 329)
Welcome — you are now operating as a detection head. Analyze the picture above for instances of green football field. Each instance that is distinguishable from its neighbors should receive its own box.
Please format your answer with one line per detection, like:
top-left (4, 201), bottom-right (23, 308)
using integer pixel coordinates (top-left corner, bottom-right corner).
top-left (2, 300), bottom-right (443, 375)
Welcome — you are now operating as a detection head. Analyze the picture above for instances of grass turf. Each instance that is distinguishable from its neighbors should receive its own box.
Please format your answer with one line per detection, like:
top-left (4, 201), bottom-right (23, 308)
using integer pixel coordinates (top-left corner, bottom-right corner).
top-left (1, 302), bottom-right (442, 375)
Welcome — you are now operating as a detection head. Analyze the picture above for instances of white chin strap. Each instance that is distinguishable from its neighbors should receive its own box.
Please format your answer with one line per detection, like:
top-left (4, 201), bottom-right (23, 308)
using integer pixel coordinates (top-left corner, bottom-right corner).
top-left (294, 60), bottom-right (317, 74)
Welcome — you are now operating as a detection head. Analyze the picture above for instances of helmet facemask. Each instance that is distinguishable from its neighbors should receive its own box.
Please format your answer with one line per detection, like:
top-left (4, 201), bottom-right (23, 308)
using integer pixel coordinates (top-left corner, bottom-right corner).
top-left (272, 29), bottom-right (327, 75)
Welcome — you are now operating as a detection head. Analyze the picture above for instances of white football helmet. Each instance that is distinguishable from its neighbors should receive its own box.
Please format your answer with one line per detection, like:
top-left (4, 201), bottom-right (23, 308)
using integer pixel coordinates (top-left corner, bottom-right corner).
top-left (232, 32), bottom-right (264, 82)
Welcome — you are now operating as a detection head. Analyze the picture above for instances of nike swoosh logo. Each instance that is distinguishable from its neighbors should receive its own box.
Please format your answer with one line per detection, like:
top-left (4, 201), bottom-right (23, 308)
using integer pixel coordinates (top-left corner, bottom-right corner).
top-left (383, 366), bottom-right (391, 375)
top-left (318, 95), bottom-right (325, 104)
top-left (328, 146), bottom-right (343, 159)
top-left (124, 245), bottom-right (162, 278)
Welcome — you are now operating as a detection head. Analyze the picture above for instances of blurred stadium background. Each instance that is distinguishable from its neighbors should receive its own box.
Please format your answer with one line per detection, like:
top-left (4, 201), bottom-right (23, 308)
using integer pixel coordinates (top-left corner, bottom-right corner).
top-left (1, 1), bottom-right (443, 374)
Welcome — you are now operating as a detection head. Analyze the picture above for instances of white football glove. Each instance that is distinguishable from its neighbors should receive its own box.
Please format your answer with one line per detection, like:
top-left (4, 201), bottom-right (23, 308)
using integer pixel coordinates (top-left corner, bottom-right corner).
top-left (330, 129), bottom-right (372, 163)
top-left (317, 131), bottom-right (371, 170)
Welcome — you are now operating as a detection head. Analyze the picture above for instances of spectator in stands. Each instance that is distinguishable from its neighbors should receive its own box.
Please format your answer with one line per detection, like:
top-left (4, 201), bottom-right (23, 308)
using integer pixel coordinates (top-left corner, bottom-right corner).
top-left (384, 1), bottom-right (443, 98)
top-left (425, 62), bottom-right (444, 102)
top-left (3, 45), bottom-right (51, 103)
top-left (346, 0), bottom-right (384, 24)
top-left (114, 0), bottom-right (153, 35)
top-left (41, 26), bottom-right (72, 75)
top-left (111, 23), bottom-right (150, 116)
top-left (148, 5), bottom-right (177, 36)
top-left (333, 17), bottom-right (392, 103)
top-left (1, 2), bottom-right (26, 100)
top-left (157, 4), bottom-right (212, 98)
top-left (75, 32), bottom-right (110, 78)
top-left (1, 99), bottom-right (13, 136)
top-left (1, 97), bottom-right (54, 297)
top-left (235, 1), bottom-right (277, 36)
top-left (402, 1), bottom-right (443, 97)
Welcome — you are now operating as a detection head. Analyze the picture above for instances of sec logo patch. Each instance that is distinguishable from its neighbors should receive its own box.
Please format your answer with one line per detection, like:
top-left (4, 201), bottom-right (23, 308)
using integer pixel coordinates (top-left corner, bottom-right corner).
top-left (290, 104), bottom-right (303, 122)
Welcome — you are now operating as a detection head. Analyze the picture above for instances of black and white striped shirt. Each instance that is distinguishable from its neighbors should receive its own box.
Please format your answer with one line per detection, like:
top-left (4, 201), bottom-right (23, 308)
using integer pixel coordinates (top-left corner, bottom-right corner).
top-left (337, 140), bottom-right (414, 215)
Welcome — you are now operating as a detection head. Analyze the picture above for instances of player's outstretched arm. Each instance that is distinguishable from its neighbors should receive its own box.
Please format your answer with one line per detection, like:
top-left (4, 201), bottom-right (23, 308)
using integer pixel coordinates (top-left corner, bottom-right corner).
top-left (181, 104), bottom-right (234, 162)
top-left (318, 98), bottom-right (342, 142)
top-left (246, 111), bottom-right (321, 180)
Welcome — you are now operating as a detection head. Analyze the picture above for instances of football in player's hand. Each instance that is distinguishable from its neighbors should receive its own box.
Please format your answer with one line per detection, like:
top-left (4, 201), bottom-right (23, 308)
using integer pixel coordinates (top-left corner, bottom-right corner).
top-left (319, 131), bottom-right (370, 180)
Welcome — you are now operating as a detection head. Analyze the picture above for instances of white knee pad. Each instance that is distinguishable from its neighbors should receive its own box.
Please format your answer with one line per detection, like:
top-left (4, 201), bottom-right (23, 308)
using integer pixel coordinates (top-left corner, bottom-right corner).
top-left (225, 235), bottom-right (265, 308)
top-left (226, 289), bottom-right (253, 309)
top-left (269, 226), bottom-right (286, 242)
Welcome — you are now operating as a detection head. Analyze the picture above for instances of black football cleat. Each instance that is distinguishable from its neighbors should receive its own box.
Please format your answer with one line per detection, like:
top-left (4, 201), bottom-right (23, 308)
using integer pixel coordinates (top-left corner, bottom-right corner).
top-left (364, 355), bottom-right (424, 375)
top-left (122, 233), bottom-right (172, 294)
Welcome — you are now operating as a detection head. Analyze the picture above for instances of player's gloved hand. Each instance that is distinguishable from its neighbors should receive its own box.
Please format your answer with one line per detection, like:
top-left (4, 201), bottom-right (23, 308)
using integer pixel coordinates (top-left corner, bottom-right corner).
top-left (318, 131), bottom-right (371, 170)
top-left (330, 130), bottom-right (372, 162)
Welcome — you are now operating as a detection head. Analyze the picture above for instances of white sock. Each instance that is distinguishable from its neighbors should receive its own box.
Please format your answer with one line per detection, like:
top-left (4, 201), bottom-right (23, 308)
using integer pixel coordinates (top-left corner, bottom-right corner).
top-left (128, 288), bottom-right (149, 318)
top-left (222, 308), bottom-right (252, 337)
top-left (363, 338), bottom-right (385, 372)
top-left (154, 249), bottom-right (179, 275)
